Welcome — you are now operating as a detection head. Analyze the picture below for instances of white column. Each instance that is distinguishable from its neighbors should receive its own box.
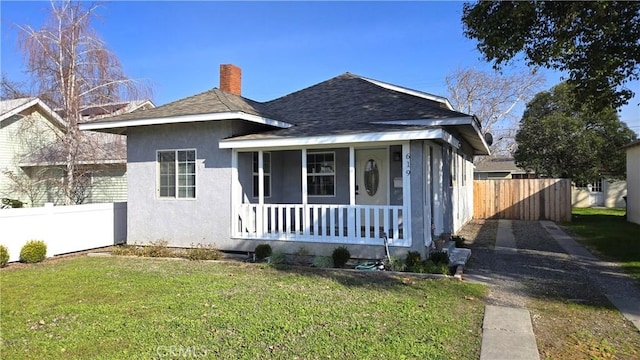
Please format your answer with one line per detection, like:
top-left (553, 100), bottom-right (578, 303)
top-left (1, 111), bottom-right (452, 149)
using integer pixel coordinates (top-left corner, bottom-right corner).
top-left (301, 149), bottom-right (308, 205)
top-left (349, 146), bottom-right (355, 205)
top-left (257, 150), bottom-right (264, 236)
top-left (230, 150), bottom-right (239, 237)
top-left (348, 146), bottom-right (356, 238)
top-left (402, 142), bottom-right (412, 244)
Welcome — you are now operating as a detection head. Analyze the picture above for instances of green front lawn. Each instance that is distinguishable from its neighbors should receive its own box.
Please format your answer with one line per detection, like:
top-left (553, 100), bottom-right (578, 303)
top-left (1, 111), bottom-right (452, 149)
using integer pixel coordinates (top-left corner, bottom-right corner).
top-left (1, 257), bottom-right (486, 359)
top-left (562, 207), bottom-right (640, 280)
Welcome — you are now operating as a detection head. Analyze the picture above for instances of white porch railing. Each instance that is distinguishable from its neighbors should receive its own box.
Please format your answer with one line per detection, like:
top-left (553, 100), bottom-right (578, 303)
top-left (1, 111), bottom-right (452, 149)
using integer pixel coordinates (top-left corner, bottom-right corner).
top-left (234, 204), bottom-right (407, 246)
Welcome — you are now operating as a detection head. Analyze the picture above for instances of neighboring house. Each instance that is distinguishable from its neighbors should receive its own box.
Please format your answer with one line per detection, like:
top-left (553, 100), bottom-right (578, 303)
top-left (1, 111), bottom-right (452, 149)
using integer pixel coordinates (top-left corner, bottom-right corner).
top-left (80, 64), bottom-right (490, 258)
top-left (1, 98), bottom-right (66, 206)
top-left (623, 140), bottom-right (640, 224)
top-left (473, 157), bottom-right (537, 179)
top-left (572, 178), bottom-right (626, 208)
top-left (0, 97), bottom-right (154, 207)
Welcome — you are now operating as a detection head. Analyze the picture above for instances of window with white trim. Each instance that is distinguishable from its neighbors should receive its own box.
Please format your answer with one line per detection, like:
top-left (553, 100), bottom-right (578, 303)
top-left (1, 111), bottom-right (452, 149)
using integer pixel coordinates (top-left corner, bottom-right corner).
top-left (157, 149), bottom-right (196, 198)
top-left (252, 152), bottom-right (271, 198)
top-left (307, 152), bottom-right (335, 196)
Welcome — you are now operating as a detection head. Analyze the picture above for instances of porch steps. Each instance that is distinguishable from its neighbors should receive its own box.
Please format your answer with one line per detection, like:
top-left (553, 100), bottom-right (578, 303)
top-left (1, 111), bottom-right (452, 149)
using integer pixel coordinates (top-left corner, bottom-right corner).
top-left (443, 241), bottom-right (472, 267)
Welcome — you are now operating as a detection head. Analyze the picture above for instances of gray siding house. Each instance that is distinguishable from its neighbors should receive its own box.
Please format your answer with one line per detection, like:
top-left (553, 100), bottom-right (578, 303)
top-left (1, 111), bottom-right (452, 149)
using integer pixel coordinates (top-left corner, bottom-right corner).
top-left (80, 65), bottom-right (490, 258)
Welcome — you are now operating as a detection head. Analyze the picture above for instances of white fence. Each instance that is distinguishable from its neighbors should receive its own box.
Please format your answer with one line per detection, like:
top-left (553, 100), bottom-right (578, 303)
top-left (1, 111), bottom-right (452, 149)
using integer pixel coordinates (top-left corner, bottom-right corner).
top-left (0, 202), bottom-right (126, 263)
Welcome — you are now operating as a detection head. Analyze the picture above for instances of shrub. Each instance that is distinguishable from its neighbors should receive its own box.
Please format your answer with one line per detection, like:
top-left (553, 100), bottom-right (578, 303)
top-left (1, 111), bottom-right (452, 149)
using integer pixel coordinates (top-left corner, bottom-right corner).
top-left (111, 244), bottom-right (142, 256)
top-left (312, 256), bottom-right (334, 268)
top-left (428, 251), bottom-right (450, 266)
top-left (254, 244), bottom-right (272, 261)
top-left (423, 260), bottom-right (450, 275)
top-left (186, 244), bottom-right (223, 261)
top-left (268, 250), bottom-right (287, 265)
top-left (332, 246), bottom-right (351, 268)
top-left (387, 256), bottom-right (407, 272)
top-left (141, 240), bottom-right (173, 258)
top-left (405, 251), bottom-right (422, 268)
top-left (20, 240), bottom-right (47, 263)
top-left (1, 198), bottom-right (24, 208)
top-left (0, 245), bottom-right (9, 267)
top-left (292, 246), bottom-right (311, 266)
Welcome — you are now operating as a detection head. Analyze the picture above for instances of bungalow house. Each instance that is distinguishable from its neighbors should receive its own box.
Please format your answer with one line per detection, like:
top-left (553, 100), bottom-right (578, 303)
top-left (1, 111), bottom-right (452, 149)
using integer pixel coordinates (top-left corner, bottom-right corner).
top-left (79, 65), bottom-right (490, 258)
top-left (0, 97), bottom-right (153, 207)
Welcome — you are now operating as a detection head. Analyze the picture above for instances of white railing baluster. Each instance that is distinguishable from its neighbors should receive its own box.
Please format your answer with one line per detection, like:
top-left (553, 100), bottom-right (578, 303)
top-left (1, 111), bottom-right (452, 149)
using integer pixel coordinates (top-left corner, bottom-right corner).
top-left (234, 204), bottom-right (404, 244)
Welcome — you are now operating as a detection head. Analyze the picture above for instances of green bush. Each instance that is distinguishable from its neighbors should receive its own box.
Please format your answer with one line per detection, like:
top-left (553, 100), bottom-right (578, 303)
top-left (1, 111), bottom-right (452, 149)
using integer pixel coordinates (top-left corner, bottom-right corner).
top-left (268, 250), bottom-right (287, 265)
top-left (405, 251), bottom-right (422, 268)
top-left (0, 245), bottom-right (9, 267)
top-left (1, 198), bottom-right (24, 208)
top-left (428, 251), bottom-right (450, 266)
top-left (312, 255), bottom-right (334, 268)
top-left (293, 246), bottom-right (310, 266)
top-left (19, 240), bottom-right (47, 263)
top-left (387, 256), bottom-right (407, 272)
top-left (332, 246), bottom-right (351, 268)
top-left (423, 260), bottom-right (450, 275)
top-left (186, 244), bottom-right (223, 261)
top-left (254, 244), bottom-right (272, 261)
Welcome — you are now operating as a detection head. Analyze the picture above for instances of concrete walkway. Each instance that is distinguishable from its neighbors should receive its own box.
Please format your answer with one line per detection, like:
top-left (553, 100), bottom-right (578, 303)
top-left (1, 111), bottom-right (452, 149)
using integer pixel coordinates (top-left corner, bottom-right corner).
top-left (479, 220), bottom-right (540, 360)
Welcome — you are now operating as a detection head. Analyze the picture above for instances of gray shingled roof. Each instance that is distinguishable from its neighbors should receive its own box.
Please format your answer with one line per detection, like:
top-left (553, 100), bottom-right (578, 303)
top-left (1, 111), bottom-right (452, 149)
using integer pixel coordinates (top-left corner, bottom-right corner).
top-left (88, 88), bottom-right (275, 123)
top-left (82, 72), bottom-right (489, 154)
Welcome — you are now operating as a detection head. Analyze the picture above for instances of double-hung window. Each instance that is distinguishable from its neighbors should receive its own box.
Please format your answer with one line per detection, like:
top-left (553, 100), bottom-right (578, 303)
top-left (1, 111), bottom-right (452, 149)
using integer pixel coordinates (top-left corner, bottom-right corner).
top-left (307, 152), bottom-right (335, 196)
top-left (252, 152), bottom-right (271, 198)
top-left (157, 149), bottom-right (196, 199)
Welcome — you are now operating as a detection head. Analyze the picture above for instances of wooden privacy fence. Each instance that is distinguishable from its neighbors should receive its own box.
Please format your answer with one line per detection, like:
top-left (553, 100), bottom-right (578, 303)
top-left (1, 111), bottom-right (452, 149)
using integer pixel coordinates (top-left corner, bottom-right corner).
top-left (474, 179), bottom-right (572, 222)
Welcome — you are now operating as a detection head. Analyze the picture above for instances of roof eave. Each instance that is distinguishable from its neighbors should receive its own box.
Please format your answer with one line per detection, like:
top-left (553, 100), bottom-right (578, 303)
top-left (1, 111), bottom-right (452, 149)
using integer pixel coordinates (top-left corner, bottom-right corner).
top-left (0, 98), bottom-right (67, 129)
top-left (78, 111), bottom-right (294, 133)
top-left (219, 128), bottom-right (460, 150)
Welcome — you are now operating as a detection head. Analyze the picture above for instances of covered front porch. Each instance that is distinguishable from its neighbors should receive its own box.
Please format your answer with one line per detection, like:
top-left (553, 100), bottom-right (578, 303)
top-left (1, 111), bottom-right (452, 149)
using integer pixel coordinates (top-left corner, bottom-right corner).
top-left (229, 143), bottom-right (413, 247)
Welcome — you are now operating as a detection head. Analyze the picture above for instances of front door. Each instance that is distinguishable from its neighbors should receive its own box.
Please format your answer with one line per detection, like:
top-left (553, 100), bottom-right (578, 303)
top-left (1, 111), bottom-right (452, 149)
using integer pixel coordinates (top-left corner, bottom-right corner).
top-left (355, 148), bottom-right (388, 206)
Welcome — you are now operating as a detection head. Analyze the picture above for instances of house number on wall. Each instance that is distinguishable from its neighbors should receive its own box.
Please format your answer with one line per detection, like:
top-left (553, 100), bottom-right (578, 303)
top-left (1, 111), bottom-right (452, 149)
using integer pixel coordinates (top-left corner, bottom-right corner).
top-left (405, 153), bottom-right (411, 175)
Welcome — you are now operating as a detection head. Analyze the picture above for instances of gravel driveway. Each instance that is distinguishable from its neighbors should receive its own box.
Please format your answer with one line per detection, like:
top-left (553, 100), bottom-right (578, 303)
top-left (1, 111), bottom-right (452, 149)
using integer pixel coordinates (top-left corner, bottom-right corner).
top-left (458, 219), bottom-right (640, 359)
top-left (459, 219), bottom-right (614, 309)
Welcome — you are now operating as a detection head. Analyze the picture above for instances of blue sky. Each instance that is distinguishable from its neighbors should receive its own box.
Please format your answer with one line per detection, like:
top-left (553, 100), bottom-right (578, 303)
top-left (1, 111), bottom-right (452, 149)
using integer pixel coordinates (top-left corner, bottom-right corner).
top-left (1, 1), bottom-right (638, 134)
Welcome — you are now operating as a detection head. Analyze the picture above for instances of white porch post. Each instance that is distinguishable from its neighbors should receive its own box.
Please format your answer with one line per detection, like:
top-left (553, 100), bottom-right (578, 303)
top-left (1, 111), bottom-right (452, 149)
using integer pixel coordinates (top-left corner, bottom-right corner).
top-left (402, 142), bottom-right (412, 244)
top-left (301, 149), bottom-right (308, 205)
top-left (423, 142), bottom-right (433, 247)
top-left (301, 149), bottom-right (309, 237)
top-left (231, 149), bottom-right (239, 237)
top-left (348, 146), bottom-right (356, 238)
top-left (257, 150), bottom-right (264, 235)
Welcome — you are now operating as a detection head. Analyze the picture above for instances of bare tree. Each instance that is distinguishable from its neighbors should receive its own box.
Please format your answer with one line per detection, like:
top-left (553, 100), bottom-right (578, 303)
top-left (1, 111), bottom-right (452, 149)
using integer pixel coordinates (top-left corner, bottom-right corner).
top-left (445, 66), bottom-right (545, 157)
top-left (17, 0), bottom-right (150, 204)
top-left (1, 74), bottom-right (31, 100)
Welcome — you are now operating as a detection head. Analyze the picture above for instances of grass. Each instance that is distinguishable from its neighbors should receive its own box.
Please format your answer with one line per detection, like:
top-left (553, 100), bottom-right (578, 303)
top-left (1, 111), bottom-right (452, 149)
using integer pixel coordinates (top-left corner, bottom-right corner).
top-left (561, 207), bottom-right (640, 280)
top-left (1, 256), bottom-right (487, 359)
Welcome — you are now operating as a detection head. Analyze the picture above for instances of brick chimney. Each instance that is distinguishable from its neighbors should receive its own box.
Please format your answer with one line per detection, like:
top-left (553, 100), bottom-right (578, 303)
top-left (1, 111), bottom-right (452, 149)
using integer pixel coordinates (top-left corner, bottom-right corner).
top-left (219, 64), bottom-right (241, 96)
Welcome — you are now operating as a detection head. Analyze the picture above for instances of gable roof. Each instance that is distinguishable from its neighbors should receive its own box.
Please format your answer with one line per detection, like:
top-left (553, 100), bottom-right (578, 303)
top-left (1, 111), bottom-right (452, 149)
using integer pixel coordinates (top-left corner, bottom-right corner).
top-left (0, 97), bottom-right (66, 129)
top-left (79, 72), bottom-right (490, 155)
